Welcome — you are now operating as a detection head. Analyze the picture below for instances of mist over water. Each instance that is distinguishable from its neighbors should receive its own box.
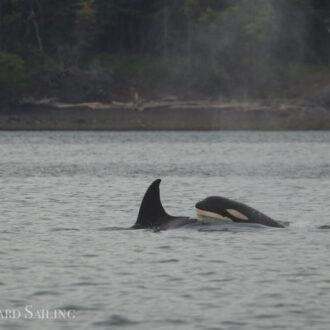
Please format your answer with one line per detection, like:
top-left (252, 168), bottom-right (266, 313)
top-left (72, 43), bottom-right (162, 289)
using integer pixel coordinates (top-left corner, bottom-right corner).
top-left (0, 131), bottom-right (330, 330)
top-left (182, 0), bottom-right (316, 98)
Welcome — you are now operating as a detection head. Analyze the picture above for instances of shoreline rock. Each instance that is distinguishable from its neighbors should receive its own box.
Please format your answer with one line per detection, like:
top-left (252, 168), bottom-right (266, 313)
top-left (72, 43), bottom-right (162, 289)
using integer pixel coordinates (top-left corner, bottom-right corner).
top-left (0, 99), bottom-right (329, 130)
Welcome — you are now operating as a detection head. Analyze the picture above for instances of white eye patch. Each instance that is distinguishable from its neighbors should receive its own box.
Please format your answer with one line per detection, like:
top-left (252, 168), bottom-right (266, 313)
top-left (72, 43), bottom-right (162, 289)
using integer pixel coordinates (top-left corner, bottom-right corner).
top-left (226, 209), bottom-right (248, 221)
top-left (196, 208), bottom-right (233, 222)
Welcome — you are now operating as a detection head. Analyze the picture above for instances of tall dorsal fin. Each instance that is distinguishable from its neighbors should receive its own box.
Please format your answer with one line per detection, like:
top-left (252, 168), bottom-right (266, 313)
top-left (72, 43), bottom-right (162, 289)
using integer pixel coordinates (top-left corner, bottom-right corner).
top-left (134, 179), bottom-right (170, 228)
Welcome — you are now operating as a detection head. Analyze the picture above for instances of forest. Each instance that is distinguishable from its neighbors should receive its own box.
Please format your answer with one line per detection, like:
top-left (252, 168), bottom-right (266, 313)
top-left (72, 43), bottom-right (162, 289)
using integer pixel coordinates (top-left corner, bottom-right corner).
top-left (1, 0), bottom-right (330, 103)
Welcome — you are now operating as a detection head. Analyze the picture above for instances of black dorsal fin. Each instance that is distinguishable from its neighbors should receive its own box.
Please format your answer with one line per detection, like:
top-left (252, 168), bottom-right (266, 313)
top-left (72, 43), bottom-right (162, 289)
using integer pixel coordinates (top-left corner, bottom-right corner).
top-left (134, 179), bottom-right (170, 228)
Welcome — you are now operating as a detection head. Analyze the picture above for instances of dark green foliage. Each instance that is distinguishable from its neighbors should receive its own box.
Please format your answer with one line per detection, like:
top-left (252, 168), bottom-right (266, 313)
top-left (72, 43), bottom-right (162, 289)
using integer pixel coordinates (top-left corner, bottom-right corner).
top-left (0, 0), bottom-right (329, 101)
top-left (0, 52), bottom-right (28, 99)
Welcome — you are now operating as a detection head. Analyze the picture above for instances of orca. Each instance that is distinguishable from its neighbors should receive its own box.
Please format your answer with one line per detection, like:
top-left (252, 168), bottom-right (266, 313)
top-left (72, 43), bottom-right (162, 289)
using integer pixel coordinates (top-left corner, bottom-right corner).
top-left (195, 196), bottom-right (285, 228)
top-left (132, 179), bottom-right (197, 230)
top-left (318, 225), bottom-right (330, 229)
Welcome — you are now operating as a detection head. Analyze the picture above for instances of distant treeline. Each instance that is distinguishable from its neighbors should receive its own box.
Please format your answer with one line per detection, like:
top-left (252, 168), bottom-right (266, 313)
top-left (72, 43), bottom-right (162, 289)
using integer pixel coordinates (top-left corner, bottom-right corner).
top-left (1, 0), bottom-right (330, 101)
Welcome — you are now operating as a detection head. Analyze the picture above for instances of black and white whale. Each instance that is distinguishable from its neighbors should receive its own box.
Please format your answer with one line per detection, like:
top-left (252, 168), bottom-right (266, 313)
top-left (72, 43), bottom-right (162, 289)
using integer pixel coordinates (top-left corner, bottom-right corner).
top-left (132, 179), bottom-right (197, 230)
top-left (195, 196), bottom-right (285, 228)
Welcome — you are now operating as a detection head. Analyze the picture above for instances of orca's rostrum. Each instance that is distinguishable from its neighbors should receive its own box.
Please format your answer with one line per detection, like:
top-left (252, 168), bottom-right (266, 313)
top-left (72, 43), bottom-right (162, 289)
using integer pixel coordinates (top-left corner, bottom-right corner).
top-left (195, 196), bottom-right (284, 228)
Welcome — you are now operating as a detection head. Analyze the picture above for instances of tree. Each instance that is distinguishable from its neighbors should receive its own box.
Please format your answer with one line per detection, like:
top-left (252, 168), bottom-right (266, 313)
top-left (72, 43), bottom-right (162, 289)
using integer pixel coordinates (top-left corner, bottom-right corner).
top-left (0, 51), bottom-right (27, 99)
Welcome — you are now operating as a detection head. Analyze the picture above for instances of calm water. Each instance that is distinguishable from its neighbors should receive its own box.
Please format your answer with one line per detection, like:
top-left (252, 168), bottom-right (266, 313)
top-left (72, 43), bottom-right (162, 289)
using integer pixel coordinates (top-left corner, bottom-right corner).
top-left (0, 131), bottom-right (330, 330)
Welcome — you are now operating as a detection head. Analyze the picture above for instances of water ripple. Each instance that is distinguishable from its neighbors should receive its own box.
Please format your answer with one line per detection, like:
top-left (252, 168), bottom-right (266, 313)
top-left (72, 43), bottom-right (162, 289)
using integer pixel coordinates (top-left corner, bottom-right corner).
top-left (32, 290), bottom-right (60, 296)
top-left (1, 131), bottom-right (330, 330)
top-left (93, 314), bottom-right (140, 327)
top-left (56, 304), bottom-right (100, 311)
top-left (50, 227), bottom-right (80, 232)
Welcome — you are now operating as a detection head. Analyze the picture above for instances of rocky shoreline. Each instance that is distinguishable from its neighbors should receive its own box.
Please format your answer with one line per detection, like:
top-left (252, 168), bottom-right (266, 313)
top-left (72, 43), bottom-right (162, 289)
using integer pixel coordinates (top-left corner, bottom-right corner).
top-left (0, 99), bottom-right (329, 130)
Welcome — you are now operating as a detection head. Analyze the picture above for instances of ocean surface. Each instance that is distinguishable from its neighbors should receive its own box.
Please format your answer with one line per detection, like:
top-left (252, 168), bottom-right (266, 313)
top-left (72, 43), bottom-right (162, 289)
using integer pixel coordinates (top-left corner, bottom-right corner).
top-left (0, 131), bottom-right (330, 330)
